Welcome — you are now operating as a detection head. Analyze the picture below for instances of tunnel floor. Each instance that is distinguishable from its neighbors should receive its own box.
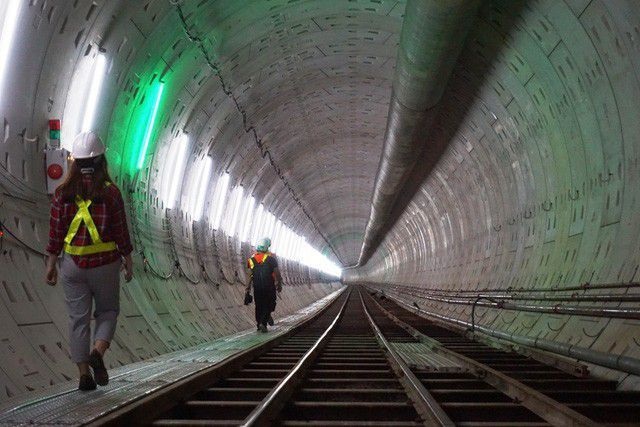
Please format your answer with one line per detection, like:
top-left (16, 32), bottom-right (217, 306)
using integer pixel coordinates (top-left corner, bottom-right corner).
top-left (3, 286), bottom-right (640, 425)
top-left (0, 290), bottom-right (343, 426)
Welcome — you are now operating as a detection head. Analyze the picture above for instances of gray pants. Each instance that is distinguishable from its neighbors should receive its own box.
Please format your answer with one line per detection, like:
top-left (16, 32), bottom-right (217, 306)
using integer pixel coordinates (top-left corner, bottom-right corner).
top-left (60, 256), bottom-right (120, 363)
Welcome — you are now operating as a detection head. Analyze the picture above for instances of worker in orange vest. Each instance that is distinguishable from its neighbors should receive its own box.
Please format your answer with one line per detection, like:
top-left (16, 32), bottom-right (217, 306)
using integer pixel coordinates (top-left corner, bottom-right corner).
top-left (245, 237), bottom-right (282, 332)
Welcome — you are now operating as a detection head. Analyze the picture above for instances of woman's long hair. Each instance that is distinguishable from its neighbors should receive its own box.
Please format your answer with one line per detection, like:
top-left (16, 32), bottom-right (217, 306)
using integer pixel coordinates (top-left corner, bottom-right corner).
top-left (56, 155), bottom-right (113, 201)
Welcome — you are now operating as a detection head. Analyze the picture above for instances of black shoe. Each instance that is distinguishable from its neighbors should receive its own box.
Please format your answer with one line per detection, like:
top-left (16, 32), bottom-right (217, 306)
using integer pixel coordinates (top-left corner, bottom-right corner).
top-left (259, 324), bottom-right (268, 332)
top-left (89, 349), bottom-right (109, 386)
top-left (267, 315), bottom-right (274, 326)
top-left (78, 374), bottom-right (97, 391)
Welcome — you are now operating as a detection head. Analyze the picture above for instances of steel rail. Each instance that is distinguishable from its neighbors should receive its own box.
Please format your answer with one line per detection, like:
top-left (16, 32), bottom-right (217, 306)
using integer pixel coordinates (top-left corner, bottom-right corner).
top-left (88, 288), bottom-right (348, 427)
top-left (240, 289), bottom-right (352, 426)
top-left (364, 291), bottom-right (598, 427)
top-left (358, 289), bottom-right (455, 427)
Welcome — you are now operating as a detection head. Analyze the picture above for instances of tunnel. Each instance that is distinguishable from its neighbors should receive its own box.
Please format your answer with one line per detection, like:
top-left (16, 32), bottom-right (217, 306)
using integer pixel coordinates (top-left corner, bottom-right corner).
top-left (1, 0), bottom-right (640, 424)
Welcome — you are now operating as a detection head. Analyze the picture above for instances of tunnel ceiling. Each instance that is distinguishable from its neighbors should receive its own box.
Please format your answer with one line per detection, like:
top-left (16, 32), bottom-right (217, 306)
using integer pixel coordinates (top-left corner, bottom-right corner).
top-left (5, 0), bottom-right (637, 281)
top-left (107, 0), bottom-right (408, 267)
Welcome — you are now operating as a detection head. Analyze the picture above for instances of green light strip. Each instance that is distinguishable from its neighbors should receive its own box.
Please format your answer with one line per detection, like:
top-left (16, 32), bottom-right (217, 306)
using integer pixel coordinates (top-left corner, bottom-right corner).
top-left (136, 82), bottom-right (165, 170)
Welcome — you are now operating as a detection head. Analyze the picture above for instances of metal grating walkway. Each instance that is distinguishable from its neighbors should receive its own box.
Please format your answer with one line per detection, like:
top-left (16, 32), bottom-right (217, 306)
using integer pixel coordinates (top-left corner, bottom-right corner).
top-left (0, 289), bottom-right (345, 426)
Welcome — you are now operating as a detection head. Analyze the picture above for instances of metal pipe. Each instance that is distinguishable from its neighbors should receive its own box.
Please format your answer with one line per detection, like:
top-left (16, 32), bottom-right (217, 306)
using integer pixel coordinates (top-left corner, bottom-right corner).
top-left (391, 281), bottom-right (640, 295)
top-left (389, 287), bottom-right (640, 320)
top-left (464, 293), bottom-right (640, 303)
top-left (357, 0), bottom-right (482, 266)
top-left (470, 296), bottom-right (499, 334)
top-left (383, 289), bottom-right (640, 377)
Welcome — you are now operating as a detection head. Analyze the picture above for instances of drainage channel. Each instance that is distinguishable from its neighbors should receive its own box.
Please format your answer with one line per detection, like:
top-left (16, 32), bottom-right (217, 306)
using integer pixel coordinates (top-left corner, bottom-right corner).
top-left (368, 289), bottom-right (640, 425)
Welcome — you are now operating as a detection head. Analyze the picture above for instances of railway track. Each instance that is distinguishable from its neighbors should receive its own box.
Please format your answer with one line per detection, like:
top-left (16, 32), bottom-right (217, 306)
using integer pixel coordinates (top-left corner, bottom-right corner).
top-left (368, 289), bottom-right (640, 426)
top-left (96, 288), bottom-right (435, 426)
top-left (93, 286), bottom-right (640, 426)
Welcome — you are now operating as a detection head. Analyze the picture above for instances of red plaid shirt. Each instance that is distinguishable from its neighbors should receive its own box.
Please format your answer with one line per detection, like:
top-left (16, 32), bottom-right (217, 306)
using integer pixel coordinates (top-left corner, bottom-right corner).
top-left (46, 176), bottom-right (133, 268)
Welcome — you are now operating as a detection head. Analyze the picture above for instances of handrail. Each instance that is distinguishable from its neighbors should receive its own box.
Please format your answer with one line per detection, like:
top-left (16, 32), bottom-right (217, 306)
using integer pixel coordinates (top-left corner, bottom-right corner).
top-left (241, 289), bottom-right (351, 426)
top-left (366, 291), bottom-right (598, 427)
top-left (359, 290), bottom-right (455, 427)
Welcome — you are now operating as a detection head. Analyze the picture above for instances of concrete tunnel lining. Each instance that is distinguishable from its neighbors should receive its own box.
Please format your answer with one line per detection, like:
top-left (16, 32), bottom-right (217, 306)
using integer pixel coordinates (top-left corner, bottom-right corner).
top-left (0, 0), bottom-right (639, 403)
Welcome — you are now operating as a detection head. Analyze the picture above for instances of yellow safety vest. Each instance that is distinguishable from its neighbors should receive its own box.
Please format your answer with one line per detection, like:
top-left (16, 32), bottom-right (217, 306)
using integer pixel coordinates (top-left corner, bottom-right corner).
top-left (63, 184), bottom-right (117, 256)
top-left (248, 253), bottom-right (269, 270)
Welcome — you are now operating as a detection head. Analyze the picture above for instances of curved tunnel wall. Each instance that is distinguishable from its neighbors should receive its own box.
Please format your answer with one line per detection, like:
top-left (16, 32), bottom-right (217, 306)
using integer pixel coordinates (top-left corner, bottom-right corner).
top-left (0, 0), bottom-right (345, 401)
top-left (2, 0), bottom-right (640, 402)
top-left (349, 0), bottom-right (640, 387)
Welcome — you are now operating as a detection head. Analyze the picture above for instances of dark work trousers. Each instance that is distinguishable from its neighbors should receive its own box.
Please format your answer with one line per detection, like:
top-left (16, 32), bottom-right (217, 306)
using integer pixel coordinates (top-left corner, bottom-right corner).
top-left (253, 284), bottom-right (276, 326)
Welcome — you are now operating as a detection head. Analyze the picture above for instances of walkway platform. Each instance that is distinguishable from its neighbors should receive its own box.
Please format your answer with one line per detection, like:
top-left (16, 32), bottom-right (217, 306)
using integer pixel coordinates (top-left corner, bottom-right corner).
top-left (0, 289), bottom-right (344, 426)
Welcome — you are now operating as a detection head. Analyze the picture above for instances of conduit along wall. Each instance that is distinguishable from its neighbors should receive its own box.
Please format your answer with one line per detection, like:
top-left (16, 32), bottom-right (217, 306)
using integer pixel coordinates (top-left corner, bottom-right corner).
top-left (348, 0), bottom-right (640, 389)
top-left (358, 0), bottom-right (482, 266)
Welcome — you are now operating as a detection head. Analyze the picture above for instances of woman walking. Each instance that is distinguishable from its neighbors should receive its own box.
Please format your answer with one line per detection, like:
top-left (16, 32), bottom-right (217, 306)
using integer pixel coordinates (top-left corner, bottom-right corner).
top-left (45, 131), bottom-right (133, 391)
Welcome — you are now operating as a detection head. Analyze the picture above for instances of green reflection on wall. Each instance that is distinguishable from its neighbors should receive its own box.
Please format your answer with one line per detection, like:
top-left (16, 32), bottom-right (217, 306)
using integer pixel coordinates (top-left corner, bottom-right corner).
top-left (106, 78), bottom-right (166, 179)
top-left (130, 82), bottom-right (165, 172)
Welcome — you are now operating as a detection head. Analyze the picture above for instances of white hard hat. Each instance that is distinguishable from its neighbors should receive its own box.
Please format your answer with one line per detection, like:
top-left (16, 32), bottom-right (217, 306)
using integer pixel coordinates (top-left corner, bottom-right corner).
top-left (71, 131), bottom-right (105, 159)
top-left (257, 237), bottom-right (271, 252)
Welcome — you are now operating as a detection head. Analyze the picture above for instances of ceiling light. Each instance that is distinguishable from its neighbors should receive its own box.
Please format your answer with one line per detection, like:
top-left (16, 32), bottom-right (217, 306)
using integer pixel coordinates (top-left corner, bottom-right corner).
top-left (227, 186), bottom-right (244, 237)
top-left (0, 0), bottom-right (21, 104)
top-left (163, 133), bottom-right (189, 210)
top-left (251, 203), bottom-right (264, 245)
top-left (189, 157), bottom-right (212, 221)
top-left (62, 54), bottom-right (108, 149)
top-left (81, 54), bottom-right (107, 133)
top-left (210, 173), bottom-right (230, 229)
top-left (240, 196), bottom-right (255, 242)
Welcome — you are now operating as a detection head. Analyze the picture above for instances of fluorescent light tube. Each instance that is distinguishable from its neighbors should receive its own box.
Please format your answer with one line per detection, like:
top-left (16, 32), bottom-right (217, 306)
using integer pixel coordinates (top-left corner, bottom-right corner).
top-left (0, 0), bottom-right (21, 102)
top-left (240, 196), bottom-right (255, 242)
top-left (191, 157), bottom-right (212, 220)
top-left (164, 133), bottom-right (189, 209)
top-left (81, 54), bottom-right (107, 133)
top-left (211, 173), bottom-right (230, 229)
top-left (227, 186), bottom-right (244, 237)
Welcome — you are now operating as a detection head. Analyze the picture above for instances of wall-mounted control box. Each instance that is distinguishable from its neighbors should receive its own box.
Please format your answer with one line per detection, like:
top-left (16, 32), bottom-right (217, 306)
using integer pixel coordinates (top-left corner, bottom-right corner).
top-left (44, 119), bottom-right (67, 195)
top-left (44, 148), bottom-right (67, 195)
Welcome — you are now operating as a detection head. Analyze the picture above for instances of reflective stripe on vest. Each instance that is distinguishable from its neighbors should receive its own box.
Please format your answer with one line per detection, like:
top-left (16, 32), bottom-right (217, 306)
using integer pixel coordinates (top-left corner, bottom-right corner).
top-left (248, 253), bottom-right (269, 270)
top-left (63, 185), bottom-right (117, 256)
